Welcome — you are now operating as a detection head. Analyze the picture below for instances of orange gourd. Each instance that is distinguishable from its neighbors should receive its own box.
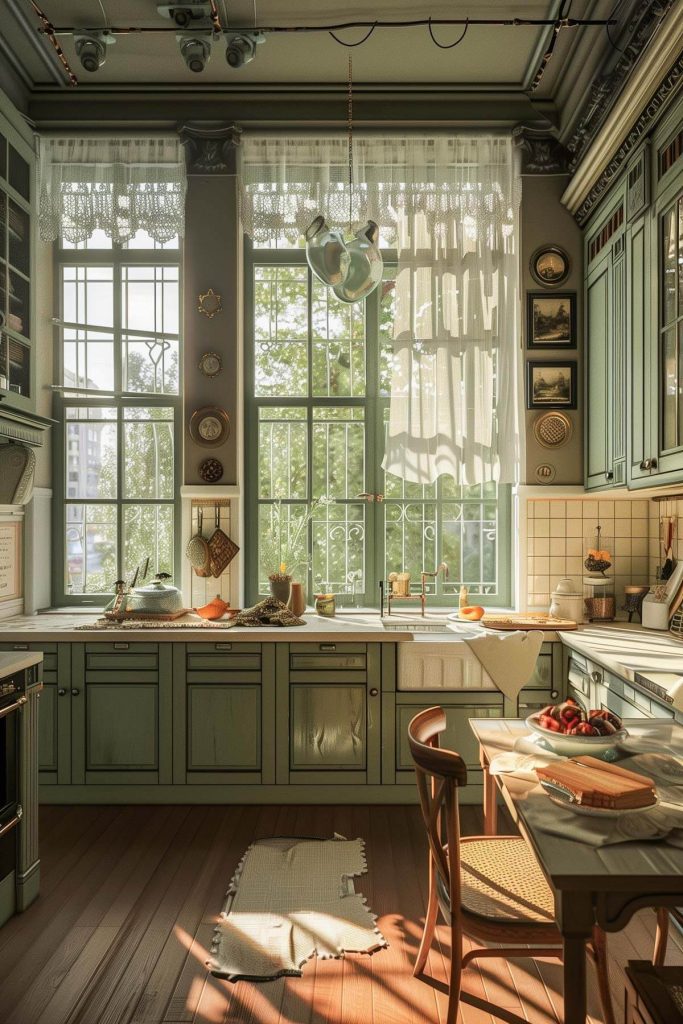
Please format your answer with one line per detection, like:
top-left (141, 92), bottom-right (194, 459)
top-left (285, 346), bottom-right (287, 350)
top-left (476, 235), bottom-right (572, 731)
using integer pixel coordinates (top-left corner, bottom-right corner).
top-left (458, 605), bottom-right (485, 621)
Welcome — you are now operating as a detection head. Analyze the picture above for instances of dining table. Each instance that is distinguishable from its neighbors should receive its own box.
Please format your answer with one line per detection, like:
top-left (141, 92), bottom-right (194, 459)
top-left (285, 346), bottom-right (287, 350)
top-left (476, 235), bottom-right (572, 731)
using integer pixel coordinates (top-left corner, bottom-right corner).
top-left (469, 717), bottom-right (683, 1024)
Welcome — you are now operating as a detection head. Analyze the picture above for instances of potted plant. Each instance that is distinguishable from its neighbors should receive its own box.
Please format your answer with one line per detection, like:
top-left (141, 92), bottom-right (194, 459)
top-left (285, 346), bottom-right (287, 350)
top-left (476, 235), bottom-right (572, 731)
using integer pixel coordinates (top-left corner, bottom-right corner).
top-left (261, 497), bottom-right (333, 606)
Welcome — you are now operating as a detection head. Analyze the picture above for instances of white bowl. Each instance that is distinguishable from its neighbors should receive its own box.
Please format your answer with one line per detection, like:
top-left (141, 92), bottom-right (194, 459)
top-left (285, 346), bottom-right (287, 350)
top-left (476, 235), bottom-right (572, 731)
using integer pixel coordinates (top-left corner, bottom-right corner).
top-left (525, 713), bottom-right (628, 757)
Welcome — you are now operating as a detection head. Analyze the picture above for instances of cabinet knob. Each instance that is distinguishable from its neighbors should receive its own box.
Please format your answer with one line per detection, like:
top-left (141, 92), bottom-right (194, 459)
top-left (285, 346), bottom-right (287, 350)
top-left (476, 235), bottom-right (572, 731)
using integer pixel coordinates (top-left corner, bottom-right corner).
top-left (369, 688), bottom-right (379, 697)
top-left (71, 687), bottom-right (80, 697)
top-left (113, 642), bottom-right (129, 650)
top-left (605, 471), bottom-right (613, 481)
top-left (550, 690), bottom-right (559, 700)
top-left (591, 671), bottom-right (602, 683)
top-left (650, 457), bottom-right (658, 469)
top-left (639, 459), bottom-right (651, 471)
top-left (58, 687), bottom-right (67, 697)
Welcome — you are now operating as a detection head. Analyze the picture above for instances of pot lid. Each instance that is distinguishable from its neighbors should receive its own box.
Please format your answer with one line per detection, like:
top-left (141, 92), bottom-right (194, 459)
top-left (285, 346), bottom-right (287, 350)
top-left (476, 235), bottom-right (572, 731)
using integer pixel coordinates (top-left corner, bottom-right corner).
top-left (134, 573), bottom-right (180, 595)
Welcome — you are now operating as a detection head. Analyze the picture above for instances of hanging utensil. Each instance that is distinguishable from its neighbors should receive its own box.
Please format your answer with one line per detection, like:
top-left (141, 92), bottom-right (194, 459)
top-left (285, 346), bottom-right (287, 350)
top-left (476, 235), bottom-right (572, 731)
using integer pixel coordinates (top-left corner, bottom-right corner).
top-left (662, 515), bottom-right (676, 580)
top-left (186, 507), bottom-right (211, 577)
top-left (207, 503), bottom-right (240, 578)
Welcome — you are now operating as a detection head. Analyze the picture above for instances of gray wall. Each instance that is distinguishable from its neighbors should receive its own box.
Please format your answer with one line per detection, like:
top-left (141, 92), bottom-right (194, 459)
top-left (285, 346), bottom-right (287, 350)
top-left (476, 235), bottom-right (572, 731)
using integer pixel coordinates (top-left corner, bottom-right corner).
top-left (521, 174), bottom-right (584, 485)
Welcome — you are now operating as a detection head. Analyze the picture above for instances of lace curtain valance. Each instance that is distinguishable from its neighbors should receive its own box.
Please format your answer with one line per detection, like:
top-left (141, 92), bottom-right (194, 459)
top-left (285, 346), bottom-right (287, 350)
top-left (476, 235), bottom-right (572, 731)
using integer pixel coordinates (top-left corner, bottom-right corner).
top-left (38, 137), bottom-right (187, 245)
top-left (240, 135), bottom-right (520, 247)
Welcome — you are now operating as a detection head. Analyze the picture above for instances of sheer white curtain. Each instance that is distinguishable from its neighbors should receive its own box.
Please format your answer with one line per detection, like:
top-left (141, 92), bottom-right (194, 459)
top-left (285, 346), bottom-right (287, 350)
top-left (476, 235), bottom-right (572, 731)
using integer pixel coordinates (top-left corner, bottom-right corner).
top-left (381, 136), bottom-right (520, 484)
top-left (240, 133), bottom-right (521, 484)
top-left (38, 136), bottom-right (186, 245)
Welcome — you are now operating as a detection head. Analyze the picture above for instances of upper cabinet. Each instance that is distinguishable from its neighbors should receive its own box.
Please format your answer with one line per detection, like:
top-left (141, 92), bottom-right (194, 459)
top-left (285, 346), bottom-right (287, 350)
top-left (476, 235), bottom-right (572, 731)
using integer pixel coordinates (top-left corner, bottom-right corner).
top-left (0, 111), bottom-right (34, 412)
top-left (584, 191), bottom-right (626, 490)
top-left (584, 96), bottom-right (683, 491)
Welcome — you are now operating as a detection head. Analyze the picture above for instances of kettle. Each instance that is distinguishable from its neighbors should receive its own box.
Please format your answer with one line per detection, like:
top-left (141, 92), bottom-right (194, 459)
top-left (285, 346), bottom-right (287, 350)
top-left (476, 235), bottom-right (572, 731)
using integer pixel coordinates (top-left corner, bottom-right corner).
top-left (127, 572), bottom-right (185, 614)
top-left (549, 577), bottom-right (583, 623)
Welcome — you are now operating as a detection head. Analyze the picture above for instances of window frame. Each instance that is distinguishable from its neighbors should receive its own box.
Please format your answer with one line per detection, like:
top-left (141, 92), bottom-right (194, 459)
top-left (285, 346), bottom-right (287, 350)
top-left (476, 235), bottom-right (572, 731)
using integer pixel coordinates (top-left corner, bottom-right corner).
top-left (53, 238), bottom-right (183, 607)
top-left (244, 239), bottom-right (513, 609)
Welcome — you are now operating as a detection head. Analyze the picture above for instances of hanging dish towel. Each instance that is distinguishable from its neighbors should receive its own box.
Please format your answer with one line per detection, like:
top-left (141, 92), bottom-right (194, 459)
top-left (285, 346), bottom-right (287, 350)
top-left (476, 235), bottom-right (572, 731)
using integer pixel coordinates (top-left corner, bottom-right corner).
top-left (464, 630), bottom-right (544, 701)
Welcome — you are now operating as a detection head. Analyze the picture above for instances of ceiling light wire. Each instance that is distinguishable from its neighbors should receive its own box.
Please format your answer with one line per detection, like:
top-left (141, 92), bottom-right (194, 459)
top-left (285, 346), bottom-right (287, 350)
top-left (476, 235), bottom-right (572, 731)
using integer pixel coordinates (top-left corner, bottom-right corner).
top-left (209, 0), bottom-right (223, 34)
top-left (428, 17), bottom-right (469, 49)
top-left (329, 24), bottom-right (376, 47)
top-left (30, 0), bottom-right (78, 86)
top-left (96, 0), bottom-right (108, 29)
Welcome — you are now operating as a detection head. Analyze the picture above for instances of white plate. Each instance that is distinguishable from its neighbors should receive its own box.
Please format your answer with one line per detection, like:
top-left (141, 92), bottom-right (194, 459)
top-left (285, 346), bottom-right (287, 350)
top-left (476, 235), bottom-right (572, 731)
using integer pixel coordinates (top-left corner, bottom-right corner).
top-left (542, 784), bottom-right (659, 818)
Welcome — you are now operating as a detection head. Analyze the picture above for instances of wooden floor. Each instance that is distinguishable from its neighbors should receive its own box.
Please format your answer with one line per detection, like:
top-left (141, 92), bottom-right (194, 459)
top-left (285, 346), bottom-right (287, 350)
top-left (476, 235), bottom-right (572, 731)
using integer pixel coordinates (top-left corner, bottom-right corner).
top-left (0, 805), bottom-right (680, 1024)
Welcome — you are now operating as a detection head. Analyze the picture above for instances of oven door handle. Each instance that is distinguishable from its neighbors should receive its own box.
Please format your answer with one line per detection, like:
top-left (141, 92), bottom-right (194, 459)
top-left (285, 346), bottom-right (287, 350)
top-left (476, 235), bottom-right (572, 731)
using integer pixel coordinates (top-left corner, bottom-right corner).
top-left (0, 805), bottom-right (22, 839)
top-left (0, 696), bottom-right (27, 720)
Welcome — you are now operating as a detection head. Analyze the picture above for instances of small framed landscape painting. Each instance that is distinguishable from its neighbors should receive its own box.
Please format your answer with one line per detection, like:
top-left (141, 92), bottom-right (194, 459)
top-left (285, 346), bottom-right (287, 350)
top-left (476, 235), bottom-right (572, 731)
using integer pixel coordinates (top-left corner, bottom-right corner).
top-left (527, 361), bottom-right (577, 410)
top-left (527, 292), bottom-right (576, 348)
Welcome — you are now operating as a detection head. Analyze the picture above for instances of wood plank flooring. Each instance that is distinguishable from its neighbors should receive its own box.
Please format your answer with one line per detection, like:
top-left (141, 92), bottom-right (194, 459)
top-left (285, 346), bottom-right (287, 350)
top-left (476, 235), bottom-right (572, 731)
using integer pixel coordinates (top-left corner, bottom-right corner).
top-left (0, 804), bottom-right (680, 1024)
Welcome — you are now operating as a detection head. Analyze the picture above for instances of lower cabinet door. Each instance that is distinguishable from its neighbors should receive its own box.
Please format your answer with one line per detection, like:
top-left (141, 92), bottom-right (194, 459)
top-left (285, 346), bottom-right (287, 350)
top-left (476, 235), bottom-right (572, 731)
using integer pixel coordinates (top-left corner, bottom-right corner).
top-left (75, 682), bottom-right (160, 784)
top-left (186, 683), bottom-right (261, 781)
top-left (395, 702), bottom-right (501, 783)
top-left (38, 680), bottom-right (58, 775)
top-left (290, 684), bottom-right (367, 772)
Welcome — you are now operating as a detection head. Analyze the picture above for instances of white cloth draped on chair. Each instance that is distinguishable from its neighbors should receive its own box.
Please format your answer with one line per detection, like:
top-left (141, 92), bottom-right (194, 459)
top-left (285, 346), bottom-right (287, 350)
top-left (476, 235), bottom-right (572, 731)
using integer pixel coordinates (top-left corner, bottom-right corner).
top-left (37, 136), bottom-right (187, 245)
top-left (240, 133), bottom-right (521, 485)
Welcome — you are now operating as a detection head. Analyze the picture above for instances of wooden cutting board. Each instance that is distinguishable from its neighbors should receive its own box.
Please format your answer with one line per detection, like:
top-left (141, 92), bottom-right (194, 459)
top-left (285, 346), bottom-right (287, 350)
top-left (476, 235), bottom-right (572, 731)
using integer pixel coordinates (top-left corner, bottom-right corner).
top-left (481, 612), bottom-right (578, 631)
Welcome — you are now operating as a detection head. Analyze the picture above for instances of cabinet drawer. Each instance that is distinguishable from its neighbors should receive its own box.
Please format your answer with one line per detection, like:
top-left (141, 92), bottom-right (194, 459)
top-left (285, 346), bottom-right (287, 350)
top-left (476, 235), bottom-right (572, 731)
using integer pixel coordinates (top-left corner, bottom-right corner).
top-left (568, 658), bottom-right (591, 696)
top-left (187, 652), bottom-right (261, 672)
top-left (525, 651), bottom-right (553, 690)
top-left (518, 688), bottom-right (558, 712)
top-left (290, 643), bottom-right (367, 671)
top-left (86, 652), bottom-right (158, 672)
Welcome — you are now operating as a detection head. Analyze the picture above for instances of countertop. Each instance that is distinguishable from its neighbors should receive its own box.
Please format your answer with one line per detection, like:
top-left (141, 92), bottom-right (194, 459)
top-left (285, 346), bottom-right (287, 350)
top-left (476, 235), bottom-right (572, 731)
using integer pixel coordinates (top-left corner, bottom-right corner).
top-left (559, 623), bottom-right (683, 686)
top-left (0, 650), bottom-right (43, 675)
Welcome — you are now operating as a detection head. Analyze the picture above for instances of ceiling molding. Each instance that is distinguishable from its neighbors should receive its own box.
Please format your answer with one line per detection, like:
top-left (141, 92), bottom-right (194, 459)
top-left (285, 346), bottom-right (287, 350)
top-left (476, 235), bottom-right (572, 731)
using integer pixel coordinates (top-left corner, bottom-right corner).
top-left (561, 0), bottom-right (683, 217)
top-left (3, 0), bottom-right (66, 87)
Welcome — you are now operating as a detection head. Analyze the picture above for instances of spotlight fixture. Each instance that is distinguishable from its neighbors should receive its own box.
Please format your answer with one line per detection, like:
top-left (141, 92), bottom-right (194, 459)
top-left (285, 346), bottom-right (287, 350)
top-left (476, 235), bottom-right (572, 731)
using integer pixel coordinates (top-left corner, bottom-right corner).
top-left (157, 3), bottom-right (212, 28)
top-left (74, 31), bottom-right (115, 72)
top-left (178, 32), bottom-right (213, 72)
top-left (225, 31), bottom-right (265, 69)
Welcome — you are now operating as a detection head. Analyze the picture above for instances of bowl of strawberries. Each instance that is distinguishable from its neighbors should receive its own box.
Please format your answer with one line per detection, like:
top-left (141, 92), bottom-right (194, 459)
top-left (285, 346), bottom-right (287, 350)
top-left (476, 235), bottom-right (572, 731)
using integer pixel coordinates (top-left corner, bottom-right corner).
top-left (526, 699), bottom-right (627, 756)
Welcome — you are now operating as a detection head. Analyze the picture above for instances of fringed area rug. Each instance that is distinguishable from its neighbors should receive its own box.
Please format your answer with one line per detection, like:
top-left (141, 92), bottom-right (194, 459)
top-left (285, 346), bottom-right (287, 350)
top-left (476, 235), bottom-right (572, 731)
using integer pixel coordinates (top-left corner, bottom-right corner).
top-left (209, 835), bottom-right (387, 982)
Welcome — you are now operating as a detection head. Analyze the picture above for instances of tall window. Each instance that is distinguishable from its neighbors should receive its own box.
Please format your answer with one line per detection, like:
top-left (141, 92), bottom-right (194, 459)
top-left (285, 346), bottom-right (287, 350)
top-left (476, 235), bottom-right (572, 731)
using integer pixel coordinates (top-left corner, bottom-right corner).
top-left (245, 245), bottom-right (511, 608)
top-left (55, 230), bottom-right (181, 602)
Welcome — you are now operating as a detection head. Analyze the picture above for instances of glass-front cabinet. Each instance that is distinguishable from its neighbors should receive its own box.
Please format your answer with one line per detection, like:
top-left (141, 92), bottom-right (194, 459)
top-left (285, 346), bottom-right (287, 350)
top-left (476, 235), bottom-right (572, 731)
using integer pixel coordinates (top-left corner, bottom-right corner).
top-left (659, 186), bottom-right (683, 471)
top-left (0, 115), bottom-right (33, 409)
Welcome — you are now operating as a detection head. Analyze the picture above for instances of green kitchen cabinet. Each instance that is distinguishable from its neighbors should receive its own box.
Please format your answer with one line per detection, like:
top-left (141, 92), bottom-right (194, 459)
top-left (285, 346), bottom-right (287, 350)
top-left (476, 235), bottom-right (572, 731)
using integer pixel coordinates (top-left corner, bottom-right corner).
top-left (178, 642), bottom-right (274, 784)
top-left (276, 642), bottom-right (382, 785)
top-left (390, 692), bottom-right (503, 788)
top-left (69, 643), bottom-right (172, 785)
top-left (584, 187), bottom-right (627, 490)
top-left (0, 641), bottom-right (71, 784)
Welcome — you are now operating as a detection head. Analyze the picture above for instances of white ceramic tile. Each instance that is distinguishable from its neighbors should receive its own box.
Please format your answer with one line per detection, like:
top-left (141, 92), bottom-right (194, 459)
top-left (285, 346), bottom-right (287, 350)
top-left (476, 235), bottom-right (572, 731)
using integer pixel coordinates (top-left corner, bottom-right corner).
top-left (550, 520), bottom-right (566, 538)
top-left (533, 575), bottom-right (549, 594)
top-left (599, 501), bottom-right (614, 518)
top-left (615, 537), bottom-right (631, 556)
top-left (535, 519), bottom-right (550, 538)
top-left (614, 518), bottom-right (632, 538)
top-left (549, 556), bottom-right (566, 575)
top-left (632, 537), bottom-right (647, 557)
top-left (613, 501), bottom-right (631, 518)
top-left (631, 500), bottom-right (649, 518)
top-left (631, 556), bottom-right (649, 578)
top-left (534, 501), bottom-right (549, 520)
top-left (533, 556), bottom-right (550, 575)
top-left (532, 538), bottom-right (550, 557)
top-left (566, 519), bottom-right (583, 538)
top-left (566, 556), bottom-right (583, 575)
top-left (631, 518), bottom-right (648, 538)
top-left (565, 501), bottom-right (582, 519)
top-left (527, 519), bottom-right (535, 538)
top-left (566, 537), bottom-right (583, 556)
top-left (550, 501), bottom-right (566, 518)
top-left (527, 501), bottom-right (535, 519)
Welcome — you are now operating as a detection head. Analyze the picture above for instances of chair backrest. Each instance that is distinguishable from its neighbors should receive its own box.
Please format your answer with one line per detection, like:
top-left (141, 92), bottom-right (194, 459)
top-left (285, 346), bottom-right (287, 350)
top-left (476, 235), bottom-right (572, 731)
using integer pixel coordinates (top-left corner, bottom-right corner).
top-left (407, 706), bottom-right (468, 926)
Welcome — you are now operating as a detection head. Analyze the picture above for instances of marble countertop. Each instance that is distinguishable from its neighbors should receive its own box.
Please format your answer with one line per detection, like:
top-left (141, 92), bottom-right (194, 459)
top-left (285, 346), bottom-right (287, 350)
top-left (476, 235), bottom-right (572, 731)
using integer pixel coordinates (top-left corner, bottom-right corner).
top-left (0, 650), bottom-right (43, 675)
top-left (559, 623), bottom-right (683, 684)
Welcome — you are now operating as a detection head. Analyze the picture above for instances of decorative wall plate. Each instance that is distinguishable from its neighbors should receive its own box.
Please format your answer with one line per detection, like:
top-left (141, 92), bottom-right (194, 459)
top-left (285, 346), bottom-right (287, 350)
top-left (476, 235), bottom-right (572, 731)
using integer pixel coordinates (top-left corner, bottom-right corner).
top-left (533, 411), bottom-right (573, 448)
top-left (199, 457), bottom-right (224, 482)
top-left (189, 407), bottom-right (230, 447)
top-left (198, 351), bottom-right (223, 377)
top-left (530, 246), bottom-right (570, 288)
top-left (534, 463), bottom-right (556, 483)
top-left (197, 288), bottom-right (222, 318)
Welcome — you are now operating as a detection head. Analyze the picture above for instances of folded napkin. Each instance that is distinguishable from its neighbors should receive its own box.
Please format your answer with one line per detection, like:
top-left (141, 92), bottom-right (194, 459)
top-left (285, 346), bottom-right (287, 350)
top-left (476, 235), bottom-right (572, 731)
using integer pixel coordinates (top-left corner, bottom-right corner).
top-left (464, 630), bottom-right (544, 701)
top-left (524, 796), bottom-right (683, 847)
top-left (488, 747), bottom-right (562, 781)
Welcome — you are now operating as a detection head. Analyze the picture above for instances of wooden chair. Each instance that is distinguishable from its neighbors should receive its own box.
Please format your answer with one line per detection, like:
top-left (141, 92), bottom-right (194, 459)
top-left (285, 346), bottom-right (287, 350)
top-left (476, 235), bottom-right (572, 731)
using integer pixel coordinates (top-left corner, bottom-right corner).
top-left (408, 706), bottom-right (617, 1024)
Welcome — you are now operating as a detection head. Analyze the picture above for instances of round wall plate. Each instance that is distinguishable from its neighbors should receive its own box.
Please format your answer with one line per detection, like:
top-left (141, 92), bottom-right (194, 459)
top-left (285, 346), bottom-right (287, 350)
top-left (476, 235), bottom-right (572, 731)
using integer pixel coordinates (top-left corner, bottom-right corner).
top-left (189, 407), bottom-right (230, 447)
top-left (530, 245), bottom-right (570, 288)
top-left (198, 351), bottom-right (222, 377)
top-left (534, 463), bottom-right (556, 483)
top-left (533, 411), bottom-right (573, 448)
top-left (199, 457), bottom-right (224, 482)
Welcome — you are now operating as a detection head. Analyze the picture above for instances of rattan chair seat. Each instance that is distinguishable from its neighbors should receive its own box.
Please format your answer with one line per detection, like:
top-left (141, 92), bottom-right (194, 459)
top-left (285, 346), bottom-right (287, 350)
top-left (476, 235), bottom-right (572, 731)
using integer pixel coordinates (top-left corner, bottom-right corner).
top-left (458, 837), bottom-right (555, 924)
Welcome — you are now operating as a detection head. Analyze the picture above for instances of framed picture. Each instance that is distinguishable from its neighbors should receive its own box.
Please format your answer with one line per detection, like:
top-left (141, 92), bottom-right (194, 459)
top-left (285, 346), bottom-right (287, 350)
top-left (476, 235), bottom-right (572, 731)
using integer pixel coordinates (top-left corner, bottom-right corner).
top-left (526, 361), bottom-right (577, 410)
top-left (527, 292), bottom-right (576, 348)
top-left (529, 245), bottom-right (570, 288)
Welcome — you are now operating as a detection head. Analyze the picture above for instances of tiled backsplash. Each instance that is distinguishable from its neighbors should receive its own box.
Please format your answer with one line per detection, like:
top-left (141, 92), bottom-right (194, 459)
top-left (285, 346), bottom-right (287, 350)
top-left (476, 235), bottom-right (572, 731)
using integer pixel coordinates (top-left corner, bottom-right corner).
top-left (526, 498), bottom-right (650, 614)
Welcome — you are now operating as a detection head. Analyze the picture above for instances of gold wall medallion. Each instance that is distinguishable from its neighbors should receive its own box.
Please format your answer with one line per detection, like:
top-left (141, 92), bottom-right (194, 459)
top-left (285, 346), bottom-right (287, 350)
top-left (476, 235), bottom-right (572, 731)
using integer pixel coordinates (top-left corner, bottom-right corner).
top-left (197, 288), bottom-right (222, 318)
top-left (533, 411), bottom-right (573, 448)
top-left (198, 351), bottom-right (222, 377)
top-left (189, 407), bottom-right (230, 447)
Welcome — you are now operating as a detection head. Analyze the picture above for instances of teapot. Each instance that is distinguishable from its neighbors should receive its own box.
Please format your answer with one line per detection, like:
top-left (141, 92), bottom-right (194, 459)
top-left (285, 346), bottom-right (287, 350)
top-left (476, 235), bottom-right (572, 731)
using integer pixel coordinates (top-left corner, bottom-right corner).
top-left (127, 572), bottom-right (185, 615)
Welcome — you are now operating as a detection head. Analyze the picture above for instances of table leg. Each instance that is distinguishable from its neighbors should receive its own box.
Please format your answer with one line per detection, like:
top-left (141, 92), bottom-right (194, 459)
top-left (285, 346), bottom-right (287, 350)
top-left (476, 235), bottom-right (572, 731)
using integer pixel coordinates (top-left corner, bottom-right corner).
top-left (563, 935), bottom-right (588, 1024)
top-left (480, 753), bottom-right (498, 835)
